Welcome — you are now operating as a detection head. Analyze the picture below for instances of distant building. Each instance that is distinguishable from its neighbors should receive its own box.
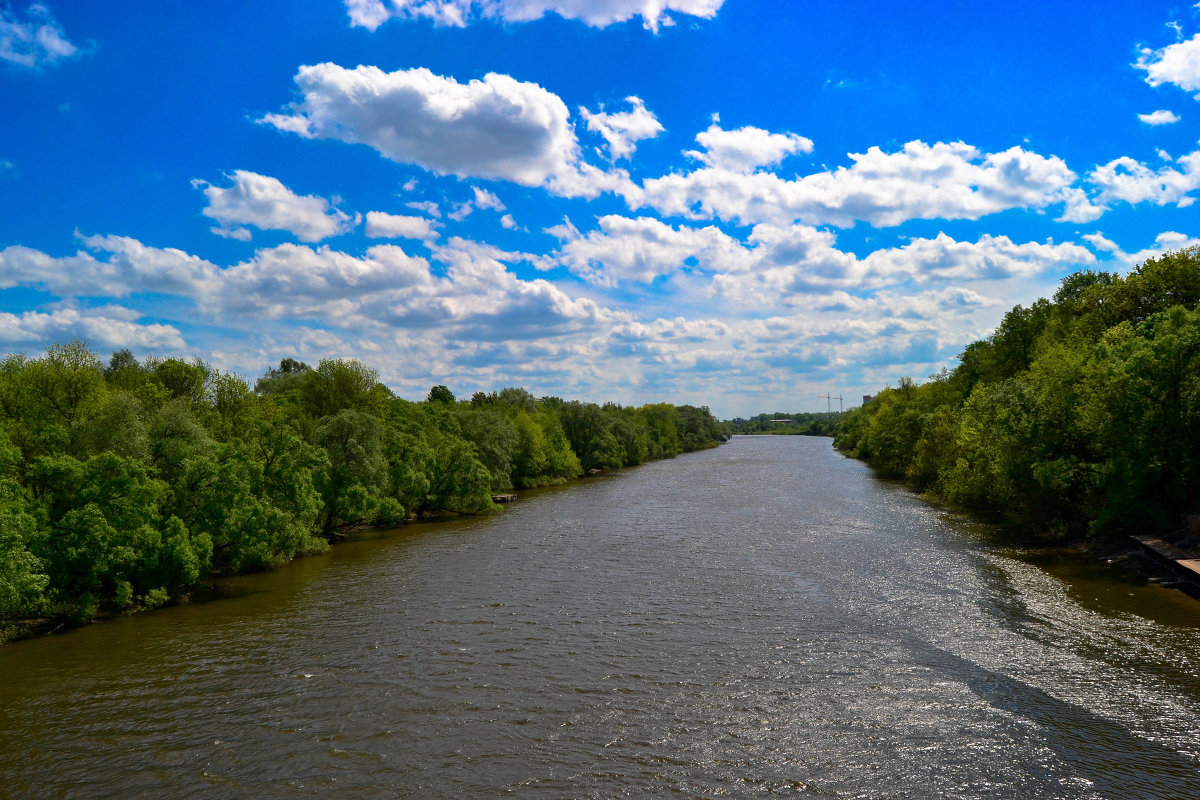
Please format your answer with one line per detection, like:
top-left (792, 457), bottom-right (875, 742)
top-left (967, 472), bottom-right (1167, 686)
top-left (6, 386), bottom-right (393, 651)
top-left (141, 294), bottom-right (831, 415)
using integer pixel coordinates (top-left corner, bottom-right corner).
top-left (863, 394), bottom-right (875, 405)
top-left (769, 418), bottom-right (794, 424)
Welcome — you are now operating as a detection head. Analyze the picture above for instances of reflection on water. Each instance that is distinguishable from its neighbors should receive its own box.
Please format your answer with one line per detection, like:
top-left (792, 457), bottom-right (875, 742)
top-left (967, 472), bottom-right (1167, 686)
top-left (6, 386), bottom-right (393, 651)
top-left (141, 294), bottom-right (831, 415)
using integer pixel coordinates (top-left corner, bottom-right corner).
top-left (1, 436), bottom-right (1199, 798)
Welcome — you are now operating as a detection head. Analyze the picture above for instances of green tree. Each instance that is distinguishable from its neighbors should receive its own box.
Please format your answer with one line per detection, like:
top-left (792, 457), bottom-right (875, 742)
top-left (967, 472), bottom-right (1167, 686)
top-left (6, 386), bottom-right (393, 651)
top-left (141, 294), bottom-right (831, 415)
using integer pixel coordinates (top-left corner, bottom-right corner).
top-left (457, 407), bottom-right (519, 490)
top-left (315, 409), bottom-right (393, 532)
top-left (301, 359), bottom-right (386, 418)
top-left (427, 384), bottom-right (456, 405)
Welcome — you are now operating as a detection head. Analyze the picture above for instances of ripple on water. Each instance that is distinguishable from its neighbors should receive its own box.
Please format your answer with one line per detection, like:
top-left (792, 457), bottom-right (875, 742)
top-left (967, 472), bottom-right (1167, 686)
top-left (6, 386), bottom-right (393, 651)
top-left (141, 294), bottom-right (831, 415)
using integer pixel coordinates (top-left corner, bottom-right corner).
top-left (1, 436), bottom-right (1200, 798)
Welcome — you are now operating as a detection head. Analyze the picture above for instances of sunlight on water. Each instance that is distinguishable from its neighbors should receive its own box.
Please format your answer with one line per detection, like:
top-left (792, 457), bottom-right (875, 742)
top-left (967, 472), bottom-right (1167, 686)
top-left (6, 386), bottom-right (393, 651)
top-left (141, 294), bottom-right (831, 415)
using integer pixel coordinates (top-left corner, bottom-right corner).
top-left (2, 436), bottom-right (1199, 798)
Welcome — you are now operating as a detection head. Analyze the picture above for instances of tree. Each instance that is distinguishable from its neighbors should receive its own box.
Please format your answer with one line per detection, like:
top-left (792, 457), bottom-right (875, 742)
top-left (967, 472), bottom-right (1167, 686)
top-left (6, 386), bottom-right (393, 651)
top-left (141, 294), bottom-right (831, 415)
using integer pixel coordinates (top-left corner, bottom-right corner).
top-left (301, 358), bottom-right (385, 418)
top-left (152, 358), bottom-right (209, 404)
top-left (78, 391), bottom-right (151, 461)
top-left (315, 409), bottom-right (390, 532)
top-left (0, 430), bottom-right (47, 621)
top-left (456, 407), bottom-right (519, 491)
top-left (427, 384), bottom-right (456, 405)
top-left (557, 401), bottom-right (618, 470)
top-left (21, 338), bottom-right (106, 455)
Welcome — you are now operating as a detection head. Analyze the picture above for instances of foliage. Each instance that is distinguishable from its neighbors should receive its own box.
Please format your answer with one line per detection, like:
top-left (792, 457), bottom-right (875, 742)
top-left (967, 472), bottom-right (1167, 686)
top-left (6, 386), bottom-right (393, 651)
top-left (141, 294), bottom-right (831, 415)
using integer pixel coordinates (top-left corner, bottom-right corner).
top-left (727, 411), bottom-right (841, 437)
top-left (0, 340), bottom-right (726, 631)
top-left (835, 246), bottom-right (1200, 542)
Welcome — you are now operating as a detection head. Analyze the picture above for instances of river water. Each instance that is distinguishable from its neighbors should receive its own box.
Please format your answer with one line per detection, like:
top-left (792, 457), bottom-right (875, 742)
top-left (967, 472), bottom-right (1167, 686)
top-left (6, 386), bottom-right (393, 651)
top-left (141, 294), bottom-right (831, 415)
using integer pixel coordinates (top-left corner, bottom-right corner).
top-left (2, 436), bottom-right (1200, 799)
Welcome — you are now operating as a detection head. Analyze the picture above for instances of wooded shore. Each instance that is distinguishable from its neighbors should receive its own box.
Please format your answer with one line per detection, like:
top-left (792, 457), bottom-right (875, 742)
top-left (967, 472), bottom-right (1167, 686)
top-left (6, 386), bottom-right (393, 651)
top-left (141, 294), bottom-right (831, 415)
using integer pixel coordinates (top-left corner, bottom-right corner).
top-left (834, 246), bottom-right (1200, 563)
top-left (0, 348), bottom-right (727, 639)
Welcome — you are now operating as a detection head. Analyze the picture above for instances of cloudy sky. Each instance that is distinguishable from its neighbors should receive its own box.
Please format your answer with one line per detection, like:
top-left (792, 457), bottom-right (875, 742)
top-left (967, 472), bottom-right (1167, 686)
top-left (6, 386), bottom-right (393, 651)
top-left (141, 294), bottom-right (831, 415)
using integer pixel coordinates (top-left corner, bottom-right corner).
top-left (1, 1), bottom-right (1198, 416)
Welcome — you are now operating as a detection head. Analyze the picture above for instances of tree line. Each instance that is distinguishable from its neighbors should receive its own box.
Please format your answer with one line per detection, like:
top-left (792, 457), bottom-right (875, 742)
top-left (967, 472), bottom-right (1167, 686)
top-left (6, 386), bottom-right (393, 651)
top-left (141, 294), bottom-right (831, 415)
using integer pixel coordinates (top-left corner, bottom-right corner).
top-left (727, 412), bottom-right (842, 436)
top-left (834, 246), bottom-right (1200, 544)
top-left (0, 345), bottom-right (727, 636)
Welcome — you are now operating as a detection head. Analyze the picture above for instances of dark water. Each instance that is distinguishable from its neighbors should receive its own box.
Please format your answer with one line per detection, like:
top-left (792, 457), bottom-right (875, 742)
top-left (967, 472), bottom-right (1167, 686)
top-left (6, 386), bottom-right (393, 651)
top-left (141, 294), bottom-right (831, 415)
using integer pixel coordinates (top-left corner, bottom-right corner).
top-left (3, 436), bottom-right (1200, 799)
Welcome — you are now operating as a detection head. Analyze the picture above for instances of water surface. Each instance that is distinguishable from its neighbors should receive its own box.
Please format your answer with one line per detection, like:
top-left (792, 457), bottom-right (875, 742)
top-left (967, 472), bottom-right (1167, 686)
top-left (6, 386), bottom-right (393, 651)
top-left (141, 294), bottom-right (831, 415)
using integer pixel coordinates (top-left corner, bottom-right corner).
top-left (2, 436), bottom-right (1199, 798)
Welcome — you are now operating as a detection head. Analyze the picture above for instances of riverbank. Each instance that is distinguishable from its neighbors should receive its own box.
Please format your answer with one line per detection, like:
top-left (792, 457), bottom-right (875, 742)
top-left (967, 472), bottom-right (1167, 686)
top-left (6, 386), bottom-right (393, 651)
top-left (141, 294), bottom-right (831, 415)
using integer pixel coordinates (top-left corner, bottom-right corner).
top-left (834, 448), bottom-right (1200, 604)
top-left (833, 248), bottom-right (1200, 595)
top-left (0, 437), bottom-right (728, 645)
top-left (0, 342), bottom-right (730, 640)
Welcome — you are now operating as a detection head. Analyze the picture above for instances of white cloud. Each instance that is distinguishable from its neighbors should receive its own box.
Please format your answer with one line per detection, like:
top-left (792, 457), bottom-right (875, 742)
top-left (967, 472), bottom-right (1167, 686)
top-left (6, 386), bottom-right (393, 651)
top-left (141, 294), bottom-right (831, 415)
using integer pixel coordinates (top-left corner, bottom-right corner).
top-left (261, 64), bottom-right (626, 197)
top-left (344, 0), bottom-right (725, 32)
top-left (193, 170), bottom-right (359, 242)
top-left (0, 233), bottom-right (219, 298)
top-left (548, 214), bottom-right (750, 286)
top-left (580, 96), bottom-right (664, 161)
top-left (0, 306), bottom-right (185, 350)
top-left (217, 243), bottom-right (437, 321)
top-left (630, 139), bottom-right (1079, 228)
top-left (685, 119), bottom-right (813, 172)
top-left (1083, 230), bottom-right (1200, 266)
top-left (0, 217), bottom-right (1110, 417)
top-left (422, 237), bottom-right (618, 338)
top-left (0, 234), bottom-right (618, 349)
top-left (500, 214), bottom-right (517, 229)
top-left (0, 2), bottom-right (81, 69)
top-left (1054, 186), bottom-right (1106, 223)
top-left (811, 287), bottom-right (1002, 320)
top-left (445, 186), bottom-right (508, 222)
top-left (544, 212), bottom-right (1092, 303)
top-left (1138, 109), bottom-right (1181, 125)
top-left (1135, 33), bottom-right (1200, 97)
top-left (861, 233), bottom-right (1094, 284)
top-left (364, 211), bottom-right (441, 240)
top-left (407, 200), bottom-right (441, 217)
top-left (709, 228), bottom-right (1093, 305)
top-left (448, 201), bottom-right (475, 221)
top-left (472, 186), bottom-right (506, 211)
top-left (1089, 149), bottom-right (1200, 207)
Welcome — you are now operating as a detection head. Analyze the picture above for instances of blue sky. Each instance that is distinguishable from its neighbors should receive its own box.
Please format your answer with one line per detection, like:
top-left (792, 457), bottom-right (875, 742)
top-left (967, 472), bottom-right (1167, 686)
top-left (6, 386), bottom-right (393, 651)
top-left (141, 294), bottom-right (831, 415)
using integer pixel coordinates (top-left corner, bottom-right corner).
top-left (1, 0), bottom-right (1199, 416)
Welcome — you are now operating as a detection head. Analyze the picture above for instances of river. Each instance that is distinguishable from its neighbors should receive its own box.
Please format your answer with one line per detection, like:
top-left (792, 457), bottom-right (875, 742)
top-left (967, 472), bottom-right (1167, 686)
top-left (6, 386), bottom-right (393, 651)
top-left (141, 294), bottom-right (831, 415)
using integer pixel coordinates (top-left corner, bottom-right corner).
top-left (2, 436), bottom-right (1200, 798)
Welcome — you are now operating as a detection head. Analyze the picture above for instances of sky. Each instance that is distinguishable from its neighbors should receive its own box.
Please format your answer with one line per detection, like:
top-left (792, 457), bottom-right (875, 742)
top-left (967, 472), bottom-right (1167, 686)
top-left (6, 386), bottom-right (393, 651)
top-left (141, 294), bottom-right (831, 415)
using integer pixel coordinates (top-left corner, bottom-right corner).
top-left (1, 1), bottom-right (1199, 417)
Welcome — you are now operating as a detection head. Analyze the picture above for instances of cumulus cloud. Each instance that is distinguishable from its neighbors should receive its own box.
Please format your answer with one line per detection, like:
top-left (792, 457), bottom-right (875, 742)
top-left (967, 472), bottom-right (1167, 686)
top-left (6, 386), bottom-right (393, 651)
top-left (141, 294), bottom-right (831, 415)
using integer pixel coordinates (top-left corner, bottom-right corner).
top-left (407, 200), bottom-right (441, 217)
top-left (0, 2), bottom-right (82, 69)
top-left (427, 237), bottom-right (617, 339)
top-left (1083, 230), bottom-right (1200, 266)
top-left (472, 186), bottom-right (506, 211)
top-left (1138, 109), bottom-right (1181, 125)
top-left (812, 287), bottom-right (1002, 320)
top-left (548, 214), bottom-right (750, 286)
top-left (685, 119), bottom-right (813, 173)
top-left (630, 139), bottom-right (1080, 228)
top-left (0, 306), bottom-right (184, 350)
top-left (193, 170), bottom-right (358, 242)
top-left (0, 233), bottom-right (219, 298)
top-left (261, 64), bottom-right (627, 197)
top-left (364, 211), bottom-right (441, 240)
top-left (544, 212), bottom-right (1092, 304)
top-left (1052, 186), bottom-right (1106, 223)
top-left (581, 96), bottom-right (664, 161)
top-left (447, 186), bottom-right (507, 221)
top-left (1135, 33), bottom-right (1200, 97)
top-left (0, 233), bottom-right (618, 351)
top-left (709, 228), bottom-right (1093, 304)
top-left (344, 0), bottom-right (725, 32)
top-left (1089, 149), bottom-right (1200, 207)
top-left (216, 242), bottom-right (437, 321)
top-left (861, 233), bottom-right (1094, 284)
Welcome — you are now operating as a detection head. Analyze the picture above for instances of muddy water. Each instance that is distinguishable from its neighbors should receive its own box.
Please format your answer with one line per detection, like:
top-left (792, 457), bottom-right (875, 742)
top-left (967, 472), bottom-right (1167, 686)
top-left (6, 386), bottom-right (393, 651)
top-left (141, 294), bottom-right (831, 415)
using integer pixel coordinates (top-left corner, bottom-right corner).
top-left (2, 435), bottom-right (1199, 798)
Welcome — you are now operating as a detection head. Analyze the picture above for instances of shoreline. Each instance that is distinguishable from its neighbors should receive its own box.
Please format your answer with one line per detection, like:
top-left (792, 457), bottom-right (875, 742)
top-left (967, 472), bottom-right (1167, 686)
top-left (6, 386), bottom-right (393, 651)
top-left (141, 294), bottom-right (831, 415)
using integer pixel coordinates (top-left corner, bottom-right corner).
top-left (1, 442), bottom-right (726, 645)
